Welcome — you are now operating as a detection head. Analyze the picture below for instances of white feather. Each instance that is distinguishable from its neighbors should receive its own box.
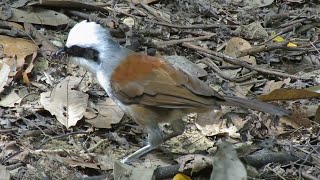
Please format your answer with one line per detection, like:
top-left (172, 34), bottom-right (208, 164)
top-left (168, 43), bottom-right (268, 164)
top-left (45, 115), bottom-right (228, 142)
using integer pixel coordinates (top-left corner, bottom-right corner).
top-left (64, 20), bottom-right (130, 91)
top-left (65, 20), bottom-right (110, 50)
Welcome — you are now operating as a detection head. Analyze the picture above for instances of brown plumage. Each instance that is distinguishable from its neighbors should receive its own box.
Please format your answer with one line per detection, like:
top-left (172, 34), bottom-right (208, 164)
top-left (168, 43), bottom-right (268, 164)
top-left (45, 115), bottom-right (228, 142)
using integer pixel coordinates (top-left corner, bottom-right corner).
top-left (58, 20), bottom-right (291, 163)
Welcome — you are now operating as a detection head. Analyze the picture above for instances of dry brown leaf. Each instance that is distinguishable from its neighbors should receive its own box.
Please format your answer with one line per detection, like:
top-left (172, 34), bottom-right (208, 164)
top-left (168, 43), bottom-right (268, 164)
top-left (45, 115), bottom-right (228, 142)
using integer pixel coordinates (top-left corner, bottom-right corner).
top-left (288, 105), bottom-right (312, 128)
top-left (22, 71), bottom-right (30, 85)
top-left (28, 0), bottom-right (109, 14)
top-left (176, 154), bottom-right (213, 174)
top-left (258, 89), bottom-right (320, 101)
top-left (0, 35), bottom-right (38, 68)
top-left (25, 52), bottom-right (37, 74)
top-left (40, 76), bottom-right (89, 128)
top-left (85, 98), bottom-right (124, 129)
top-left (9, 8), bottom-right (70, 26)
top-left (224, 37), bottom-right (256, 65)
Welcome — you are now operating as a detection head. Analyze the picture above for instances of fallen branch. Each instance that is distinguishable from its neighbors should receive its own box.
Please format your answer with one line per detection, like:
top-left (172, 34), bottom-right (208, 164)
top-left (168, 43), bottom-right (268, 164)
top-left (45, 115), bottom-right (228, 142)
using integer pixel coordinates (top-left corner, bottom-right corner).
top-left (157, 35), bottom-right (213, 47)
top-left (182, 42), bottom-right (305, 80)
top-left (144, 18), bottom-right (238, 29)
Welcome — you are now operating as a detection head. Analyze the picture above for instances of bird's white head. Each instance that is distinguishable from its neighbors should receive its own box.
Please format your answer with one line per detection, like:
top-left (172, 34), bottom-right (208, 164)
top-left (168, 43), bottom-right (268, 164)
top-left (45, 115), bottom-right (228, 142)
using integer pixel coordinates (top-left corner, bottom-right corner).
top-left (60, 20), bottom-right (126, 78)
top-left (65, 20), bottom-right (110, 50)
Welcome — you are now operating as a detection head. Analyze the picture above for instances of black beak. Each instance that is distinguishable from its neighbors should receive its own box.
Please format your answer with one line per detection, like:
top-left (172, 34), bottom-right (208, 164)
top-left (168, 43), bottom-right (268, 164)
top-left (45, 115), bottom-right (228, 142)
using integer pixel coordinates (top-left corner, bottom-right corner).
top-left (54, 46), bottom-right (67, 57)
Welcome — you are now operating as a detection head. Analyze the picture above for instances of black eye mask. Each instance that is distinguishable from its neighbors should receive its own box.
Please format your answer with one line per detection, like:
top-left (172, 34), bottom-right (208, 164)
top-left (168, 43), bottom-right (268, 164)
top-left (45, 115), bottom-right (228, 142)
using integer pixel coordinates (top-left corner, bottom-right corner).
top-left (58, 45), bottom-right (100, 64)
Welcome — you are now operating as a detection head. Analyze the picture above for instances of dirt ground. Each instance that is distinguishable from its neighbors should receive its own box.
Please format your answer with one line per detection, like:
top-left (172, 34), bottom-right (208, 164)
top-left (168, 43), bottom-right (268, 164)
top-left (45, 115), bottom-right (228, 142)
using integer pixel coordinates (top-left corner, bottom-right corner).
top-left (0, 0), bottom-right (320, 180)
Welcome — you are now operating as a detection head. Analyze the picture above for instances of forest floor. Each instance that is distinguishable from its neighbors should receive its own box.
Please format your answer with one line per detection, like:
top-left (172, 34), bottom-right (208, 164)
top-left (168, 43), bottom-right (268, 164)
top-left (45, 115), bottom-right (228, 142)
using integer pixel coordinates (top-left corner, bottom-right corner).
top-left (0, 0), bottom-right (319, 179)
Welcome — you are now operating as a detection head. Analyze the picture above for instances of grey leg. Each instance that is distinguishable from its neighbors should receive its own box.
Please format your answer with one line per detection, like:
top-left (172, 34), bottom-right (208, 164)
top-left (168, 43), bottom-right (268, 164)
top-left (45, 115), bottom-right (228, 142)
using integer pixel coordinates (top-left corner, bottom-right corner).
top-left (121, 123), bottom-right (163, 163)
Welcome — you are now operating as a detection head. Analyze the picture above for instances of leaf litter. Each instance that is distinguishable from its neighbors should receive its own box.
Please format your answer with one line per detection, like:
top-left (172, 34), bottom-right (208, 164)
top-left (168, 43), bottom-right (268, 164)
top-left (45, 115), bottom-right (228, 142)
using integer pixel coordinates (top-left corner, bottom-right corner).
top-left (0, 0), bottom-right (319, 179)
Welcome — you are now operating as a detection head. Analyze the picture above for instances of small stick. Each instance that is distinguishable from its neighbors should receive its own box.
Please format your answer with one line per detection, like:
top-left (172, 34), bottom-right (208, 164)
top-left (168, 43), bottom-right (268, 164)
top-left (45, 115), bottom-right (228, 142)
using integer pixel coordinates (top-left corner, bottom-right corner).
top-left (157, 35), bottom-right (213, 46)
top-left (182, 42), bottom-right (304, 80)
top-left (144, 18), bottom-right (238, 29)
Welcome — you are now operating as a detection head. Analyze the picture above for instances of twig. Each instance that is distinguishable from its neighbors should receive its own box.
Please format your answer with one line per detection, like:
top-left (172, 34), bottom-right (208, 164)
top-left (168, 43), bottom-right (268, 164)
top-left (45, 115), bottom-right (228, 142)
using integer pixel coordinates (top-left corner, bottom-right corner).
top-left (201, 58), bottom-right (257, 82)
top-left (238, 79), bottom-right (268, 86)
top-left (68, 10), bottom-right (118, 28)
top-left (141, 3), bottom-right (170, 23)
top-left (182, 42), bottom-right (304, 80)
top-left (310, 41), bottom-right (320, 55)
top-left (264, 23), bottom-right (302, 44)
top-left (0, 20), bottom-right (28, 37)
top-left (265, 165), bottom-right (287, 180)
top-left (86, 139), bottom-right (109, 153)
top-left (24, 23), bottom-right (58, 58)
top-left (0, 128), bottom-right (19, 133)
top-left (38, 131), bottom-right (89, 148)
top-left (236, 41), bottom-right (288, 57)
top-left (278, 18), bottom-right (306, 29)
top-left (157, 35), bottom-right (213, 46)
top-left (301, 172), bottom-right (319, 180)
top-left (144, 18), bottom-right (238, 29)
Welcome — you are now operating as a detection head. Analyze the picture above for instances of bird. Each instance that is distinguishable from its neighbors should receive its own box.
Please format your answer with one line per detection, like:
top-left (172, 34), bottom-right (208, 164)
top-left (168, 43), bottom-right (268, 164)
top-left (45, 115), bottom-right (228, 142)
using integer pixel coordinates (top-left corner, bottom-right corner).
top-left (56, 20), bottom-right (290, 163)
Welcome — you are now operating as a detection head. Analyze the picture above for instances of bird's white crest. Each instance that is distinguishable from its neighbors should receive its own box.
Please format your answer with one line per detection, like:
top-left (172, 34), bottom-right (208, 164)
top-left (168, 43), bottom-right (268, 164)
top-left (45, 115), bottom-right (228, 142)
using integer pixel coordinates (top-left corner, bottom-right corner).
top-left (65, 20), bottom-right (110, 49)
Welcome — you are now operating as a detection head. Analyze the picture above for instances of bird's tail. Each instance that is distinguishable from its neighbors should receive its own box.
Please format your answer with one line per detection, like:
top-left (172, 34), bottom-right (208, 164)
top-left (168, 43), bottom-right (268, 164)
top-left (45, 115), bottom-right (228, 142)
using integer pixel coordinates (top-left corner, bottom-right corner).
top-left (220, 96), bottom-right (291, 116)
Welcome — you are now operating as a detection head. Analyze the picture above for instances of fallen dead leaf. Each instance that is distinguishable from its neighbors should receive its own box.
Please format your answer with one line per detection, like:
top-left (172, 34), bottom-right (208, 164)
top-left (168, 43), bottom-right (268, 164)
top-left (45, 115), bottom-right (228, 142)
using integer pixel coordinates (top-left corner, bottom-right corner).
top-left (235, 22), bottom-right (269, 40)
top-left (113, 161), bottom-right (155, 180)
top-left (176, 154), bottom-right (213, 174)
top-left (0, 165), bottom-right (10, 180)
top-left (0, 61), bottom-right (10, 93)
top-left (94, 155), bottom-right (115, 170)
top-left (40, 76), bottom-right (89, 128)
top-left (166, 129), bottom-right (215, 154)
top-left (287, 104), bottom-right (312, 128)
top-left (122, 17), bottom-right (135, 28)
top-left (9, 8), bottom-right (70, 26)
top-left (85, 98), bottom-right (124, 129)
top-left (0, 35), bottom-right (38, 68)
top-left (173, 173), bottom-right (191, 180)
top-left (258, 88), bottom-right (320, 101)
top-left (0, 3), bottom-right (11, 20)
top-left (224, 37), bottom-right (256, 65)
top-left (262, 80), bottom-right (285, 94)
top-left (241, 0), bottom-right (273, 8)
top-left (28, 0), bottom-right (109, 14)
top-left (210, 142), bottom-right (247, 180)
top-left (164, 55), bottom-right (208, 78)
top-left (56, 156), bottom-right (102, 169)
top-left (195, 108), bottom-right (246, 137)
top-left (0, 89), bottom-right (21, 107)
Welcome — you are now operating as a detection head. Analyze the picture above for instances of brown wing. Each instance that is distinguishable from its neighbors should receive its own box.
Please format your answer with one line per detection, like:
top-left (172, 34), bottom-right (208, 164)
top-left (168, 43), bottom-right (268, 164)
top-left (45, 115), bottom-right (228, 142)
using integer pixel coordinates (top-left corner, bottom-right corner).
top-left (110, 53), bottom-right (225, 108)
